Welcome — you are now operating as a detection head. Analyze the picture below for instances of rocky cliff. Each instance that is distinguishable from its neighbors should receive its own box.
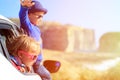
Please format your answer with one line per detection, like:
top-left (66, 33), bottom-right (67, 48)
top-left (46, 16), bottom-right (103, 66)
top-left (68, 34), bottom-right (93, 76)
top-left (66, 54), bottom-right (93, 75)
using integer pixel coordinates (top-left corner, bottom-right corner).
top-left (41, 23), bottom-right (96, 52)
top-left (99, 32), bottom-right (120, 53)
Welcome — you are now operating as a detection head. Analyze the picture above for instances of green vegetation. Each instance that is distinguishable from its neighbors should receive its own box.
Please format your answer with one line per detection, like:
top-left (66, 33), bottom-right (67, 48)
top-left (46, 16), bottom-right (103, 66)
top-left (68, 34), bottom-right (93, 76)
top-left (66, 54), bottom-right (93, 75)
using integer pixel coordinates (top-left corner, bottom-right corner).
top-left (99, 32), bottom-right (120, 53)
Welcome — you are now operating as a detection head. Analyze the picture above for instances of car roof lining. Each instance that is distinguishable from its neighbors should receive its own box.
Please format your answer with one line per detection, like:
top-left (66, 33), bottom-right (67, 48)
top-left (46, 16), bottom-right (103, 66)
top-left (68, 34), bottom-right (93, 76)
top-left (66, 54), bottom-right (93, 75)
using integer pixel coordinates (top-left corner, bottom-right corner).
top-left (0, 23), bottom-right (12, 29)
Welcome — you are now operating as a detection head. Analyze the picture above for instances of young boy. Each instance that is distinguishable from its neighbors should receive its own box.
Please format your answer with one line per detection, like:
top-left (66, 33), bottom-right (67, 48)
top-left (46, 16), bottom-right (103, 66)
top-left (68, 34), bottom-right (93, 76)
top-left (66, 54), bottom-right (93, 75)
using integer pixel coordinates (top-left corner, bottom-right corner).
top-left (19, 0), bottom-right (51, 80)
top-left (7, 35), bottom-right (41, 73)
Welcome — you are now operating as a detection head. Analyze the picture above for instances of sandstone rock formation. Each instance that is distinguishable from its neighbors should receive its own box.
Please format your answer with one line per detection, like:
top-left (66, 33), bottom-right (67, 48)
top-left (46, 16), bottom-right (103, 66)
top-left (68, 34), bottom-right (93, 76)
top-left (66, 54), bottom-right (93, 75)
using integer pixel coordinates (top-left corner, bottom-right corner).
top-left (99, 32), bottom-right (120, 53)
top-left (41, 24), bottom-right (96, 52)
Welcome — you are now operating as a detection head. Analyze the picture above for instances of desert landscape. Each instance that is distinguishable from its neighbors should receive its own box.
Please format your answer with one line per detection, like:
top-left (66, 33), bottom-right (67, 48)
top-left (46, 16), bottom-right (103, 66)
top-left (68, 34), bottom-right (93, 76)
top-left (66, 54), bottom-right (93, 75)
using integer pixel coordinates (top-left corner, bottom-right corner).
top-left (43, 49), bottom-right (120, 80)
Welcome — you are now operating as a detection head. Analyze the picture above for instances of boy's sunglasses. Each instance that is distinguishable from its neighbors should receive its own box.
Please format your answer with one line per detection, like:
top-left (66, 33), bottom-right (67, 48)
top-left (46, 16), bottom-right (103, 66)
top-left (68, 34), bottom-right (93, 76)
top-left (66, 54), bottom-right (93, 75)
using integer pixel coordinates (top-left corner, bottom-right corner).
top-left (32, 13), bottom-right (43, 19)
top-left (36, 15), bottom-right (43, 19)
top-left (18, 50), bottom-right (38, 60)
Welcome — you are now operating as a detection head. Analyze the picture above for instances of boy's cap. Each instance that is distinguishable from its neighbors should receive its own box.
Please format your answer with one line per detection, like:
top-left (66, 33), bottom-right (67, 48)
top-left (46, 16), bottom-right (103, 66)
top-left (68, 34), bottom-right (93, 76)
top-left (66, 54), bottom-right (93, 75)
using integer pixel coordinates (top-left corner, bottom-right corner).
top-left (29, 0), bottom-right (47, 14)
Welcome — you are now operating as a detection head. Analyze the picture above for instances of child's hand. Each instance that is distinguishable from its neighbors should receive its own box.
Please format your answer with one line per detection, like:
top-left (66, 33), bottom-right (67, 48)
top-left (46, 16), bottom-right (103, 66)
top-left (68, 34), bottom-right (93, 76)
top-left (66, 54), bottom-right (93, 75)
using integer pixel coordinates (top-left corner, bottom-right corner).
top-left (20, 0), bottom-right (35, 8)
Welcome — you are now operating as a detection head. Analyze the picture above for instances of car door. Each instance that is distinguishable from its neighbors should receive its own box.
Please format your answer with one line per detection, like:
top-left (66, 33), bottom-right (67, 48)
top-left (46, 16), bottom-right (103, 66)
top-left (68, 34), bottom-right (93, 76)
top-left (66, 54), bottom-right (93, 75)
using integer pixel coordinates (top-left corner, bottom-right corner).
top-left (0, 53), bottom-right (41, 80)
top-left (0, 15), bottom-right (42, 80)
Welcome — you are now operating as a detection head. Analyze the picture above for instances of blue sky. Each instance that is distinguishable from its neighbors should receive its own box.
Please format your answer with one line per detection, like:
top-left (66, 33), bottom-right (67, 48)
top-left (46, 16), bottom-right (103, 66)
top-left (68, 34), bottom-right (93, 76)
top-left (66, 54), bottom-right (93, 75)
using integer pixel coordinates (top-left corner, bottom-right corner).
top-left (0, 0), bottom-right (120, 47)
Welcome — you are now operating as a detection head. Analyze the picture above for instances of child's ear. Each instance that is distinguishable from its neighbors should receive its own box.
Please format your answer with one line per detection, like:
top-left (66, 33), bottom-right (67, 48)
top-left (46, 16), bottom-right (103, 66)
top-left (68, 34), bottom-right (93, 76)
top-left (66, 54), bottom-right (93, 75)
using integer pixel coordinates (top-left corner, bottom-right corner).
top-left (18, 52), bottom-right (22, 59)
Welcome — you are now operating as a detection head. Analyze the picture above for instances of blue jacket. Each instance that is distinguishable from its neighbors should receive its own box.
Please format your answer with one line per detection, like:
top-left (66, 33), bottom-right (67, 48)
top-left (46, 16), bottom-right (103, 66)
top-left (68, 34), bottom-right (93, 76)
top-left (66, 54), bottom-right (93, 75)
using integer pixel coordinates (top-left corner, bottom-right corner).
top-left (19, 6), bottom-right (43, 63)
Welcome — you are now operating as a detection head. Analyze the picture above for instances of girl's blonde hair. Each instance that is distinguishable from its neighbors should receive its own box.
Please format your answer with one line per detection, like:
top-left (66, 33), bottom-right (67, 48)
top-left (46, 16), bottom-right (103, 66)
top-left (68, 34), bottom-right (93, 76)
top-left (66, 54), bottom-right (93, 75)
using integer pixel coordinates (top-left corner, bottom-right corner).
top-left (7, 34), bottom-right (41, 56)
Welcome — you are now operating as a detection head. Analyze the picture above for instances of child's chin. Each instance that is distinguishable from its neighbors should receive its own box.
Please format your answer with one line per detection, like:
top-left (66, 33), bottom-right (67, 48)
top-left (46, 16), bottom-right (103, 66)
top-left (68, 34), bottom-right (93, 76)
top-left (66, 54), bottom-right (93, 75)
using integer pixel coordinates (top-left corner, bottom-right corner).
top-left (26, 62), bottom-right (34, 66)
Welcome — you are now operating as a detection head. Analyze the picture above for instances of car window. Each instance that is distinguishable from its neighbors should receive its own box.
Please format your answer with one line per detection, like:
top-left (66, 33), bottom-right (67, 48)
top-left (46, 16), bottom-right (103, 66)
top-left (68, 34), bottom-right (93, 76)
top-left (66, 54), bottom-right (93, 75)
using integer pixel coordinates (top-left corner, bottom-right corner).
top-left (0, 28), bottom-right (16, 59)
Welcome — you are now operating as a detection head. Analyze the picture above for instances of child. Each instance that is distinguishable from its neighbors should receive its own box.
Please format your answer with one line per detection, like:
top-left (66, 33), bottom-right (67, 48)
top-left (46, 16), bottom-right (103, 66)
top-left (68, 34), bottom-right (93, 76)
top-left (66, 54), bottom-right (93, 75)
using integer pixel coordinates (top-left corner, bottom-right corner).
top-left (7, 35), bottom-right (41, 73)
top-left (19, 0), bottom-right (51, 80)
